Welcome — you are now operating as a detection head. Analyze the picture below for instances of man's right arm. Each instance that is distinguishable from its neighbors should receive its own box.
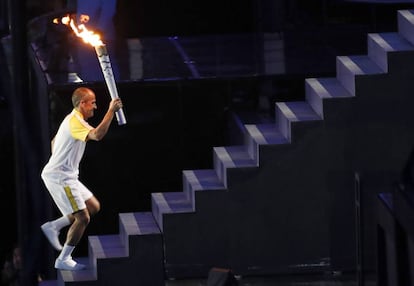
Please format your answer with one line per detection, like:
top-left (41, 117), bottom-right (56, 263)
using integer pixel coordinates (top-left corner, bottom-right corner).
top-left (87, 98), bottom-right (122, 141)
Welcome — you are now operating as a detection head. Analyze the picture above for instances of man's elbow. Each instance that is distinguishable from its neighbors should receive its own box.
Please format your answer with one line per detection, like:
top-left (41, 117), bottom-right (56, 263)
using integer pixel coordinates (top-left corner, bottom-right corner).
top-left (94, 133), bottom-right (105, 141)
top-left (89, 130), bottom-right (104, 141)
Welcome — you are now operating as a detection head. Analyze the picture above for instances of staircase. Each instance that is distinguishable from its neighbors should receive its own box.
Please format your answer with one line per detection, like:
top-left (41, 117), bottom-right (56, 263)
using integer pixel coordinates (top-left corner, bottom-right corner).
top-left (41, 9), bottom-right (414, 285)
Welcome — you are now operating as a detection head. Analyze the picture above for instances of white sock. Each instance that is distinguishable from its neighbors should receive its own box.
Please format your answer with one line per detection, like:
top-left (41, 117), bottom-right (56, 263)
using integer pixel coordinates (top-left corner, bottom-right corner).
top-left (58, 244), bottom-right (75, 261)
top-left (51, 216), bottom-right (71, 231)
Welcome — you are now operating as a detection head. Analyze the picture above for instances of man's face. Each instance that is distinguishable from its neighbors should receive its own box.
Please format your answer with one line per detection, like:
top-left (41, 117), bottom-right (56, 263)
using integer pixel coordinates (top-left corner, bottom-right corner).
top-left (80, 92), bottom-right (97, 119)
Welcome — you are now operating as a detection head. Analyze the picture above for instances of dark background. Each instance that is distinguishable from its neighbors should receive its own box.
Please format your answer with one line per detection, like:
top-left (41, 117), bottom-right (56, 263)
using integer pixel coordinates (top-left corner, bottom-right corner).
top-left (2, 0), bottom-right (414, 283)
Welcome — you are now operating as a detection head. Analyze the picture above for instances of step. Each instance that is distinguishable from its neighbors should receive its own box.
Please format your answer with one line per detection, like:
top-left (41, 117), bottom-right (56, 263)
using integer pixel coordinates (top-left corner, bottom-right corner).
top-left (118, 212), bottom-right (161, 254)
top-left (104, 212), bottom-right (164, 285)
top-left (227, 110), bottom-right (274, 146)
top-left (398, 10), bottom-right (414, 46)
top-left (368, 32), bottom-right (414, 72)
top-left (275, 101), bottom-right (321, 142)
top-left (213, 146), bottom-right (257, 187)
top-left (52, 213), bottom-right (164, 286)
top-left (56, 257), bottom-right (95, 285)
top-left (244, 123), bottom-right (288, 163)
top-left (305, 77), bottom-right (353, 119)
top-left (336, 55), bottom-right (384, 96)
top-left (182, 169), bottom-right (225, 206)
top-left (151, 192), bottom-right (193, 231)
top-left (88, 234), bottom-right (127, 275)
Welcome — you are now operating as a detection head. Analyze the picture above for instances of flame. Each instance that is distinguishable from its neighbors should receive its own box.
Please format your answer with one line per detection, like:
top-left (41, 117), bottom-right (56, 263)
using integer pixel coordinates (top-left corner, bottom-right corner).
top-left (54, 14), bottom-right (103, 47)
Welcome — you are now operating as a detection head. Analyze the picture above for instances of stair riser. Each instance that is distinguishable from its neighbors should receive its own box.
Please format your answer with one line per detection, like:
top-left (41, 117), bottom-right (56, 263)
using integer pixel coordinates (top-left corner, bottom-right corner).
top-left (336, 57), bottom-right (356, 96)
top-left (213, 150), bottom-right (228, 187)
top-left (398, 10), bottom-right (414, 45)
top-left (367, 35), bottom-right (388, 72)
top-left (275, 107), bottom-right (290, 141)
top-left (151, 197), bottom-right (164, 231)
top-left (305, 82), bottom-right (324, 119)
top-left (245, 136), bottom-right (259, 164)
top-left (183, 178), bottom-right (195, 207)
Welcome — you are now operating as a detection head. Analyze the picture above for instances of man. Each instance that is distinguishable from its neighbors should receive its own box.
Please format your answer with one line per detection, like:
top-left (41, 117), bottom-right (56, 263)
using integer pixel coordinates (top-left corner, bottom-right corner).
top-left (40, 87), bottom-right (123, 271)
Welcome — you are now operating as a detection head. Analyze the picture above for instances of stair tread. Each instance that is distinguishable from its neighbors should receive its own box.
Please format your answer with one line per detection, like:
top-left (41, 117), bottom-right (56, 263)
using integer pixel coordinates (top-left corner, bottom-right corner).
top-left (152, 192), bottom-right (193, 213)
top-left (245, 124), bottom-right (288, 145)
top-left (183, 169), bottom-right (225, 190)
top-left (337, 55), bottom-right (384, 75)
top-left (399, 10), bottom-right (414, 28)
top-left (276, 101), bottom-right (321, 122)
top-left (119, 212), bottom-right (161, 235)
top-left (397, 10), bottom-right (414, 47)
top-left (214, 146), bottom-right (257, 168)
top-left (306, 77), bottom-right (353, 99)
top-left (369, 32), bottom-right (414, 52)
top-left (399, 9), bottom-right (414, 21)
top-left (89, 235), bottom-right (127, 259)
top-left (58, 257), bottom-right (96, 282)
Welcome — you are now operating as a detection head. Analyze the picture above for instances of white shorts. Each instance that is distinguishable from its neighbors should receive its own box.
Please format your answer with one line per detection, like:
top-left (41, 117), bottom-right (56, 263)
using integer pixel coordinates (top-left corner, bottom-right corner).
top-left (42, 176), bottom-right (93, 216)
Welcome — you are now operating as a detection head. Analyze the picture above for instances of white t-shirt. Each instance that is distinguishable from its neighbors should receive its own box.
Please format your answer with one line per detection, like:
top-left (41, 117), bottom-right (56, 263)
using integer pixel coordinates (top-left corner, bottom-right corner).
top-left (42, 109), bottom-right (93, 183)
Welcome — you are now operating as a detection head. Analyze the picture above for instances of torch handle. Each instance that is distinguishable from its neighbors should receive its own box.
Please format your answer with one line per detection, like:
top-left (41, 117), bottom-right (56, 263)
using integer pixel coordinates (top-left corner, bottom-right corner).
top-left (107, 89), bottom-right (127, 125)
top-left (102, 71), bottom-right (127, 125)
top-left (95, 45), bottom-right (127, 125)
top-left (115, 108), bottom-right (126, 125)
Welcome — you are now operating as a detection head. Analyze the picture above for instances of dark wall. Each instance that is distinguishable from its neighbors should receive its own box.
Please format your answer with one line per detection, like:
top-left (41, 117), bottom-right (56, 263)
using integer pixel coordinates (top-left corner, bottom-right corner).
top-left (114, 0), bottom-right (256, 37)
top-left (0, 94), bottom-right (17, 271)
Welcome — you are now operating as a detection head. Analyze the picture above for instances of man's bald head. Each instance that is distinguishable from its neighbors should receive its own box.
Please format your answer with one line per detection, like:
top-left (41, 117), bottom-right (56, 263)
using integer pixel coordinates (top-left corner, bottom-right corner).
top-left (72, 87), bottom-right (95, 108)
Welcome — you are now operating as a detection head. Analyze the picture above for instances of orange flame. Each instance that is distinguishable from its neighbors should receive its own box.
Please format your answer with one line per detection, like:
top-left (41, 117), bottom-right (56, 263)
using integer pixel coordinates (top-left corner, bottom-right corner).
top-left (54, 14), bottom-right (103, 47)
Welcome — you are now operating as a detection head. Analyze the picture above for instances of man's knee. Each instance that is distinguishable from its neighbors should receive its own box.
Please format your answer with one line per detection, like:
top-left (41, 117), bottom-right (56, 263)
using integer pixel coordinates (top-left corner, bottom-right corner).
top-left (87, 198), bottom-right (100, 215)
top-left (74, 210), bottom-right (90, 225)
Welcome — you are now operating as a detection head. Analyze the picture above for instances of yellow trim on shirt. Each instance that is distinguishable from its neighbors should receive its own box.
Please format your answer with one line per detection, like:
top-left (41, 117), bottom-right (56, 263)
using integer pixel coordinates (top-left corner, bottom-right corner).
top-left (69, 110), bottom-right (91, 142)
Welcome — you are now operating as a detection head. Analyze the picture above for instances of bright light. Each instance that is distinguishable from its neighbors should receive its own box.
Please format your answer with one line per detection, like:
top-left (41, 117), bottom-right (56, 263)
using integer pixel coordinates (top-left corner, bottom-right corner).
top-left (54, 14), bottom-right (103, 47)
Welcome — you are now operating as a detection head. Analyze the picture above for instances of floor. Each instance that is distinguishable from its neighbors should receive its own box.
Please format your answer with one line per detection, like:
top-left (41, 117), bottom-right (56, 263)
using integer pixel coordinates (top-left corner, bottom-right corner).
top-left (38, 272), bottom-right (377, 286)
top-left (165, 272), bottom-right (376, 285)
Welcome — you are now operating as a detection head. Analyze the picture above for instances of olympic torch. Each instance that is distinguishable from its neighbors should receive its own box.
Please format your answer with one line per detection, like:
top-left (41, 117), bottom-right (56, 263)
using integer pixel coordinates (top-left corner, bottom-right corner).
top-left (56, 15), bottom-right (127, 125)
top-left (94, 44), bottom-right (126, 125)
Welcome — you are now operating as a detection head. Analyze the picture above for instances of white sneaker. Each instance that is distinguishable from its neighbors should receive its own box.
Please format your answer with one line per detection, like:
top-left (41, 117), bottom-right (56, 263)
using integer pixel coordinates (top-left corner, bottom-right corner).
top-left (41, 222), bottom-right (63, 251)
top-left (55, 257), bottom-right (86, 271)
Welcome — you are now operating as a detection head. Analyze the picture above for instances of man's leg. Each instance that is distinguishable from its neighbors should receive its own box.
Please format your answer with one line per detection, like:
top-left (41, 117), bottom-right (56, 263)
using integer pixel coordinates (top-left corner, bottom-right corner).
top-left (54, 209), bottom-right (90, 270)
top-left (41, 215), bottom-right (72, 251)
